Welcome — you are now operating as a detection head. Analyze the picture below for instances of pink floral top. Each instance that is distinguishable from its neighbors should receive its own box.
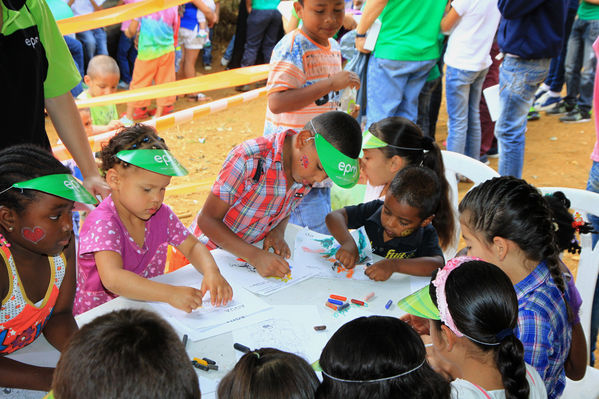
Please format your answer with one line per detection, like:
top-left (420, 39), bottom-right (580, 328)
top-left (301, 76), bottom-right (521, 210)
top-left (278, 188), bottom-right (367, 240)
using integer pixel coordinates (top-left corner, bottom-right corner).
top-left (74, 196), bottom-right (189, 315)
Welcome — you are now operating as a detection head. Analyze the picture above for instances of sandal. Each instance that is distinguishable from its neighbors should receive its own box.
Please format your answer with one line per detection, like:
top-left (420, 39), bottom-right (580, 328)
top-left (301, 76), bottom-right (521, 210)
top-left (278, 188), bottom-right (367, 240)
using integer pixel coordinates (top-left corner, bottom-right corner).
top-left (132, 107), bottom-right (150, 120)
top-left (186, 93), bottom-right (212, 103)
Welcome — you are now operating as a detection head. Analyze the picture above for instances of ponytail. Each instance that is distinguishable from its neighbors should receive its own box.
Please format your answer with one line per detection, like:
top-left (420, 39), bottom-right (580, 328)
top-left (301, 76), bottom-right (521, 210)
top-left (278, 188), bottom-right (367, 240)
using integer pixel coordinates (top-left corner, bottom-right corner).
top-left (496, 335), bottom-right (530, 399)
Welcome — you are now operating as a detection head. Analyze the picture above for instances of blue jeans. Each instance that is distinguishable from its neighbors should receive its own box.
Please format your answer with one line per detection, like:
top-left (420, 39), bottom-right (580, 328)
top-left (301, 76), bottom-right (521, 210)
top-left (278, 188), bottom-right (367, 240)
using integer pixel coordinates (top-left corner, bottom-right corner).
top-left (64, 35), bottom-right (84, 97)
top-left (445, 66), bottom-right (488, 160)
top-left (564, 18), bottom-right (599, 111)
top-left (223, 34), bottom-right (235, 62)
top-left (203, 28), bottom-right (214, 65)
top-left (116, 32), bottom-right (137, 83)
top-left (289, 187), bottom-right (331, 234)
top-left (545, 6), bottom-right (577, 92)
top-left (367, 56), bottom-right (436, 125)
top-left (495, 56), bottom-right (550, 177)
top-left (241, 9), bottom-right (282, 67)
top-left (587, 160), bottom-right (599, 365)
top-left (76, 28), bottom-right (108, 66)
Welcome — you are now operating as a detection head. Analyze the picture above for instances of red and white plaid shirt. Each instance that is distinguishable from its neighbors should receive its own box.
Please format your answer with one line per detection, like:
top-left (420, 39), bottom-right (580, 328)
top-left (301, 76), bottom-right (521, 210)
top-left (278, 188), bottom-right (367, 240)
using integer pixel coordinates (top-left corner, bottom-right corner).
top-left (193, 130), bottom-right (310, 249)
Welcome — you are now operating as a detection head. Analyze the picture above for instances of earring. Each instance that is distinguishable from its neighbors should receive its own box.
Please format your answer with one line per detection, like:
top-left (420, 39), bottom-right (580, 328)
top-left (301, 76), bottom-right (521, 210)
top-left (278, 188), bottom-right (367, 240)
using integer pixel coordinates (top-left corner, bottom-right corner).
top-left (8, 227), bottom-right (13, 232)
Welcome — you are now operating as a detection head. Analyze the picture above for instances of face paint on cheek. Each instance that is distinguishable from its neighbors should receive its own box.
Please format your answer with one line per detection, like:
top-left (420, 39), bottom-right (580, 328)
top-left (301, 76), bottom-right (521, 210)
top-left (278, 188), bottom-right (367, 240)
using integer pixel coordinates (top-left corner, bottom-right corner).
top-left (399, 228), bottom-right (414, 237)
top-left (21, 226), bottom-right (46, 244)
top-left (301, 155), bottom-right (309, 169)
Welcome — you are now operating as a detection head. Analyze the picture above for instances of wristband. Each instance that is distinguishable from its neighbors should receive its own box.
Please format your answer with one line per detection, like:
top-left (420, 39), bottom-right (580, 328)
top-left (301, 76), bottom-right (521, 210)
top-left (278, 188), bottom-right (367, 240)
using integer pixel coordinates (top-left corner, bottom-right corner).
top-left (356, 33), bottom-right (366, 38)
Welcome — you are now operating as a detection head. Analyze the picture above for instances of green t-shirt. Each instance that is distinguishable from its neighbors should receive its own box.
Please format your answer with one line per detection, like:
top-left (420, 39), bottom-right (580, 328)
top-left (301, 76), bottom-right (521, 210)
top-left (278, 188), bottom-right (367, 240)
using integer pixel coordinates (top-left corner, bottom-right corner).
top-left (1, 0), bottom-right (80, 98)
top-left (578, 1), bottom-right (599, 20)
top-left (374, 0), bottom-right (446, 61)
top-left (77, 90), bottom-right (118, 126)
top-left (253, 0), bottom-right (280, 10)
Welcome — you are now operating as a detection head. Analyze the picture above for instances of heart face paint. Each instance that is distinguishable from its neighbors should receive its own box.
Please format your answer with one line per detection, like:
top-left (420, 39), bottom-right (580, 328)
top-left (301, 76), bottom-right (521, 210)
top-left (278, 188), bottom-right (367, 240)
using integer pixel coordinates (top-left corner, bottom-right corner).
top-left (301, 155), bottom-right (309, 169)
top-left (21, 226), bottom-right (46, 244)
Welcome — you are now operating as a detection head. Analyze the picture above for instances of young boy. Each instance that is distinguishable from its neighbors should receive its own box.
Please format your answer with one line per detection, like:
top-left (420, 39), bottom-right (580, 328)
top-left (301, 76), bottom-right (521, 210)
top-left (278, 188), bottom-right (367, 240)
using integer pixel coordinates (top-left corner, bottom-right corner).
top-left (263, 0), bottom-right (360, 234)
top-left (195, 111), bottom-right (362, 278)
top-left (51, 309), bottom-right (200, 398)
top-left (77, 55), bottom-right (124, 134)
top-left (326, 166), bottom-right (444, 281)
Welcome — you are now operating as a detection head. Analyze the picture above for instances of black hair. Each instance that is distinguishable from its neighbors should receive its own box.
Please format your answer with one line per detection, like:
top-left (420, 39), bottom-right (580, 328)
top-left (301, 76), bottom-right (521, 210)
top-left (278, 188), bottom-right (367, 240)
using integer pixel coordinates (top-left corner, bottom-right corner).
top-left (389, 165), bottom-right (441, 220)
top-left (52, 309), bottom-right (200, 399)
top-left (0, 145), bottom-right (71, 214)
top-left (459, 177), bottom-right (570, 313)
top-left (217, 347), bottom-right (319, 399)
top-left (307, 111), bottom-right (362, 159)
top-left (430, 260), bottom-right (529, 399)
top-left (100, 123), bottom-right (168, 172)
top-left (544, 191), bottom-right (595, 254)
top-left (316, 316), bottom-right (451, 399)
top-left (367, 117), bottom-right (455, 250)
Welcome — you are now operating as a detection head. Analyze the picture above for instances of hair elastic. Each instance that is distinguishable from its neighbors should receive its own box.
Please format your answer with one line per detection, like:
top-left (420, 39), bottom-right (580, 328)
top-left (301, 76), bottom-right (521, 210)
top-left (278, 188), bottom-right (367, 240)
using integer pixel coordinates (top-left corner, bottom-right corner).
top-left (495, 328), bottom-right (514, 341)
top-left (321, 360), bottom-right (425, 383)
top-left (253, 351), bottom-right (260, 359)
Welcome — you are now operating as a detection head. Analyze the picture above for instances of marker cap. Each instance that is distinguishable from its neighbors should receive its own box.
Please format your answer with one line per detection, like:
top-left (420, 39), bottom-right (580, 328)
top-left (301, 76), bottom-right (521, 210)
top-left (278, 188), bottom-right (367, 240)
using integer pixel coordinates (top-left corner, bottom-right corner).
top-left (115, 149), bottom-right (188, 176)
top-left (11, 174), bottom-right (98, 204)
top-left (396, 285), bottom-right (440, 320)
top-left (314, 133), bottom-right (359, 189)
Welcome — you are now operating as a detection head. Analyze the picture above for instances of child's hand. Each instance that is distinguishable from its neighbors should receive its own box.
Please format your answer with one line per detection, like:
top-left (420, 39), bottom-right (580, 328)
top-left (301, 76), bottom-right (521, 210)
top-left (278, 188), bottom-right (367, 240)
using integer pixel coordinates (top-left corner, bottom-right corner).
top-left (107, 120), bottom-right (124, 131)
top-left (250, 251), bottom-right (290, 278)
top-left (263, 230), bottom-right (291, 259)
top-left (329, 71), bottom-right (361, 91)
top-left (400, 314), bottom-right (430, 335)
top-left (168, 286), bottom-right (204, 312)
top-left (201, 271), bottom-right (233, 306)
top-left (365, 259), bottom-right (395, 281)
top-left (335, 241), bottom-right (359, 268)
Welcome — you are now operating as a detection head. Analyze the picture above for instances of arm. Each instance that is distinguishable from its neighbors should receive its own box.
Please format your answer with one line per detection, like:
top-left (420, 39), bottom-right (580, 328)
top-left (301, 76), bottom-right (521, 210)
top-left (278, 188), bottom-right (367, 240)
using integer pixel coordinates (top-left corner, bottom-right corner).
top-left (262, 216), bottom-right (291, 259)
top-left (95, 250), bottom-right (203, 312)
top-left (325, 209), bottom-right (359, 268)
top-left (214, 0), bottom-right (220, 23)
top-left (197, 193), bottom-right (290, 277)
top-left (354, 0), bottom-right (388, 53)
top-left (440, 6), bottom-right (460, 33)
top-left (283, 14), bottom-right (300, 33)
top-left (497, 0), bottom-right (551, 19)
top-left (45, 92), bottom-right (110, 199)
top-left (176, 235), bottom-right (233, 306)
top-left (126, 19), bottom-right (139, 38)
top-left (246, 0), bottom-right (252, 14)
top-left (89, 0), bottom-right (102, 12)
top-left (564, 321), bottom-right (587, 380)
top-left (192, 0), bottom-right (216, 27)
top-left (92, 120), bottom-right (124, 135)
top-left (365, 255), bottom-right (444, 280)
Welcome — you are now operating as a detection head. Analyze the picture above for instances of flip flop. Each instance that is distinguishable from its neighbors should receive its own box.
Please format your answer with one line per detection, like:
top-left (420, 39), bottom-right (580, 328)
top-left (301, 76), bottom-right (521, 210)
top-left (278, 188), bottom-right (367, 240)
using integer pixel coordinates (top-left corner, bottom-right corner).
top-left (187, 93), bottom-right (212, 103)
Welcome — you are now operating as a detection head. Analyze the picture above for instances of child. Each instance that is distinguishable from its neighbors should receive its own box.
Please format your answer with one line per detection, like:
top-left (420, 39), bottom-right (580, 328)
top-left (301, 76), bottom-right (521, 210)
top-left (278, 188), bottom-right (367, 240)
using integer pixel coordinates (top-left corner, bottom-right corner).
top-left (0, 145), bottom-right (97, 391)
top-left (69, 0), bottom-right (108, 65)
top-left (326, 166), bottom-right (445, 280)
top-left (124, 5), bottom-right (179, 120)
top-left (77, 55), bottom-right (124, 134)
top-left (316, 316), bottom-right (451, 399)
top-left (74, 124), bottom-right (232, 315)
top-left (51, 309), bottom-right (200, 398)
top-left (78, 108), bottom-right (93, 137)
top-left (441, 0), bottom-right (500, 161)
top-left (116, 0), bottom-right (141, 89)
top-left (217, 348), bottom-right (319, 398)
top-left (263, 0), bottom-right (361, 234)
top-left (458, 177), bottom-right (574, 398)
top-left (194, 111), bottom-right (362, 278)
top-left (352, 117), bottom-right (455, 251)
top-left (398, 257), bottom-right (548, 398)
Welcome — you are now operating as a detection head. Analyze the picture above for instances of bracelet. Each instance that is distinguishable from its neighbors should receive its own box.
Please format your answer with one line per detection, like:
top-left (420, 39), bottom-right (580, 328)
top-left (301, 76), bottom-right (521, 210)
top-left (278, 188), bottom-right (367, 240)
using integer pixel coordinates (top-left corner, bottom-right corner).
top-left (356, 33), bottom-right (366, 38)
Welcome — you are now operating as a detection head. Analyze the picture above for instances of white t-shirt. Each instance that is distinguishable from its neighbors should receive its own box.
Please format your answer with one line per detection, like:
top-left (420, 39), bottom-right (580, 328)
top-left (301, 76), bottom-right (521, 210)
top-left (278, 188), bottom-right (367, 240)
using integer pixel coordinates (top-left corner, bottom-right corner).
top-left (450, 364), bottom-right (547, 399)
top-left (443, 0), bottom-right (501, 71)
top-left (364, 182), bottom-right (385, 202)
top-left (69, 0), bottom-right (106, 16)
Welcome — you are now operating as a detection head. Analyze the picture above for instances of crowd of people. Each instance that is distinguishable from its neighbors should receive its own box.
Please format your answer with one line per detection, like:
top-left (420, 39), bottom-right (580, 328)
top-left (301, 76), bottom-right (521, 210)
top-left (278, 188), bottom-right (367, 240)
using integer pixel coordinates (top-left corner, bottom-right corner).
top-left (1, 0), bottom-right (599, 397)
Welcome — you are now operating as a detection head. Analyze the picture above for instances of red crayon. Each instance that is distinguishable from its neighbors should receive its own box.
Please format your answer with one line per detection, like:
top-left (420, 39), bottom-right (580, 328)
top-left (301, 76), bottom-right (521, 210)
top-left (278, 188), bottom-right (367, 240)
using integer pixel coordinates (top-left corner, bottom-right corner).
top-left (351, 299), bottom-right (365, 306)
top-left (330, 294), bottom-right (347, 301)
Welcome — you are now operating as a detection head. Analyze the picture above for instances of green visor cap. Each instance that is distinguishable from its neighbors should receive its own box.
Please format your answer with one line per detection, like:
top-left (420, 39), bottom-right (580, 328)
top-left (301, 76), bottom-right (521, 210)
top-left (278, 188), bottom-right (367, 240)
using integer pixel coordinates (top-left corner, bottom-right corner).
top-left (116, 149), bottom-right (188, 176)
top-left (362, 130), bottom-right (389, 150)
top-left (12, 174), bottom-right (98, 204)
top-left (314, 133), bottom-right (359, 189)
top-left (397, 285), bottom-right (441, 320)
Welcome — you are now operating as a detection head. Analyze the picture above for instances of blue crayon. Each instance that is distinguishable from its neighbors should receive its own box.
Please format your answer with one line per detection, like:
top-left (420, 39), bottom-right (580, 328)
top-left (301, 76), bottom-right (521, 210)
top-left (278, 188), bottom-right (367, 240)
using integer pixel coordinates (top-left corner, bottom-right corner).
top-left (328, 298), bottom-right (343, 306)
top-left (338, 302), bottom-right (350, 311)
top-left (385, 300), bottom-right (393, 310)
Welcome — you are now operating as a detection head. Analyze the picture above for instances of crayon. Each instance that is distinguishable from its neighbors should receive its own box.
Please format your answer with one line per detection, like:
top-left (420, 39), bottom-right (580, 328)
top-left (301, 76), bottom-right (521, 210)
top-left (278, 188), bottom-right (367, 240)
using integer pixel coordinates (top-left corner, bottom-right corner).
top-left (202, 357), bottom-right (216, 365)
top-left (330, 294), bottom-right (347, 301)
top-left (207, 364), bottom-right (219, 370)
top-left (182, 334), bottom-right (188, 349)
top-left (325, 302), bottom-right (338, 311)
top-left (328, 298), bottom-right (343, 306)
top-left (193, 357), bottom-right (208, 367)
top-left (385, 300), bottom-right (393, 310)
top-left (351, 299), bottom-right (365, 306)
top-left (234, 343), bottom-right (251, 354)
top-left (364, 292), bottom-right (375, 302)
top-left (314, 325), bottom-right (327, 331)
top-left (338, 303), bottom-right (350, 311)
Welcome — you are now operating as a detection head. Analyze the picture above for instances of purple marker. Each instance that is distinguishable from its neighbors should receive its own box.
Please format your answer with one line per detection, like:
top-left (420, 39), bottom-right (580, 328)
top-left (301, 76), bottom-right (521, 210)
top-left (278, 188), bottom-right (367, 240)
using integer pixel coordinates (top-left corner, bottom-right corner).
top-left (385, 300), bottom-right (393, 310)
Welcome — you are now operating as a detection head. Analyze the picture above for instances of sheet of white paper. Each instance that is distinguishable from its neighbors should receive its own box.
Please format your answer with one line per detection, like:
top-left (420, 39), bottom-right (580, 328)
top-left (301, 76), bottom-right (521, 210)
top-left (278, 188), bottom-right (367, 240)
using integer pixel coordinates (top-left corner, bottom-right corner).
top-left (409, 276), bottom-right (430, 294)
top-left (483, 84), bottom-right (500, 122)
top-left (293, 227), bottom-right (374, 281)
top-left (211, 249), bottom-right (317, 296)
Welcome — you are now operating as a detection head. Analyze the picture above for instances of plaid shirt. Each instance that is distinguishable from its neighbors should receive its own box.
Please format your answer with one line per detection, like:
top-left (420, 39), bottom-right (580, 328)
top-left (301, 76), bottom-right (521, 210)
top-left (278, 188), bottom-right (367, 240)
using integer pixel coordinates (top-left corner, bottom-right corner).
top-left (514, 261), bottom-right (571, 399)
top-left (198, 130), bottom-right (309, 249)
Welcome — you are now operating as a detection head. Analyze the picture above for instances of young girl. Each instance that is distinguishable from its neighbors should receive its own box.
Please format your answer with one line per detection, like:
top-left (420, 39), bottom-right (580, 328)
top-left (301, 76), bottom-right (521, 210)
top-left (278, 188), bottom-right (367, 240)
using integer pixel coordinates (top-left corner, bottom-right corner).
top-left (316, 316), bottom-right (451, 399)
top-left (399, 257), bottom-right (548, 398)
top-left (217, 347), bottom-right (319, 399)
top-left (458, 177), bottom-right (574, 398)
top-left (0, 145), bottom-right (97, 391)
top-left (74, 124), bottom-right (232, 315)
top-left (351, 117), bottom-right (455, 252)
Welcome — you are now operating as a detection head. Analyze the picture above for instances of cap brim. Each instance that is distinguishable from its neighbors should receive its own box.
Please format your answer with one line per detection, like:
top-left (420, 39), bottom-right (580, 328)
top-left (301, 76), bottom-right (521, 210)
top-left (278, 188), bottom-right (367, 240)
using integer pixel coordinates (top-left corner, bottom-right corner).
top-left (12, 174), bottom-right (98, 204)
top-left (362, 130), bottom-right (389, 150)
top-left (314, 133), bottom-right (359, 189)
top-left (397, 285), bottom-right (440, 320)
top-left (116, 149), bottom-right (188, 176)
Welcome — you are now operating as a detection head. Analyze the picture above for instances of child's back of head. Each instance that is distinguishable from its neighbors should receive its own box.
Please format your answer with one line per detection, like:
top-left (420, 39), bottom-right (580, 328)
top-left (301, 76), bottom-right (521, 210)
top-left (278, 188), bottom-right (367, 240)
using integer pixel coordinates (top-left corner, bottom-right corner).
top-left (217, 347), bottom-right (319, 399)
top-left (52, 309), bottom-right (200, 399)
top-left (544, 191), bottom-right (595, 254)
top-left (316, 316), bottom-right (450, 399)
top-left (389, 165), bottom-right (441, 220)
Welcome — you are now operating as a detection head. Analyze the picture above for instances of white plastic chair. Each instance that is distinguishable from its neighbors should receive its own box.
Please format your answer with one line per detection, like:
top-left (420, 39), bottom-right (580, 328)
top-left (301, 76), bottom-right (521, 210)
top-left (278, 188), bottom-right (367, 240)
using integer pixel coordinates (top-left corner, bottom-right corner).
top-left (539, 187), bottom-right (599, 398)
top-left (441, 151), bottom-right (500, 258)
